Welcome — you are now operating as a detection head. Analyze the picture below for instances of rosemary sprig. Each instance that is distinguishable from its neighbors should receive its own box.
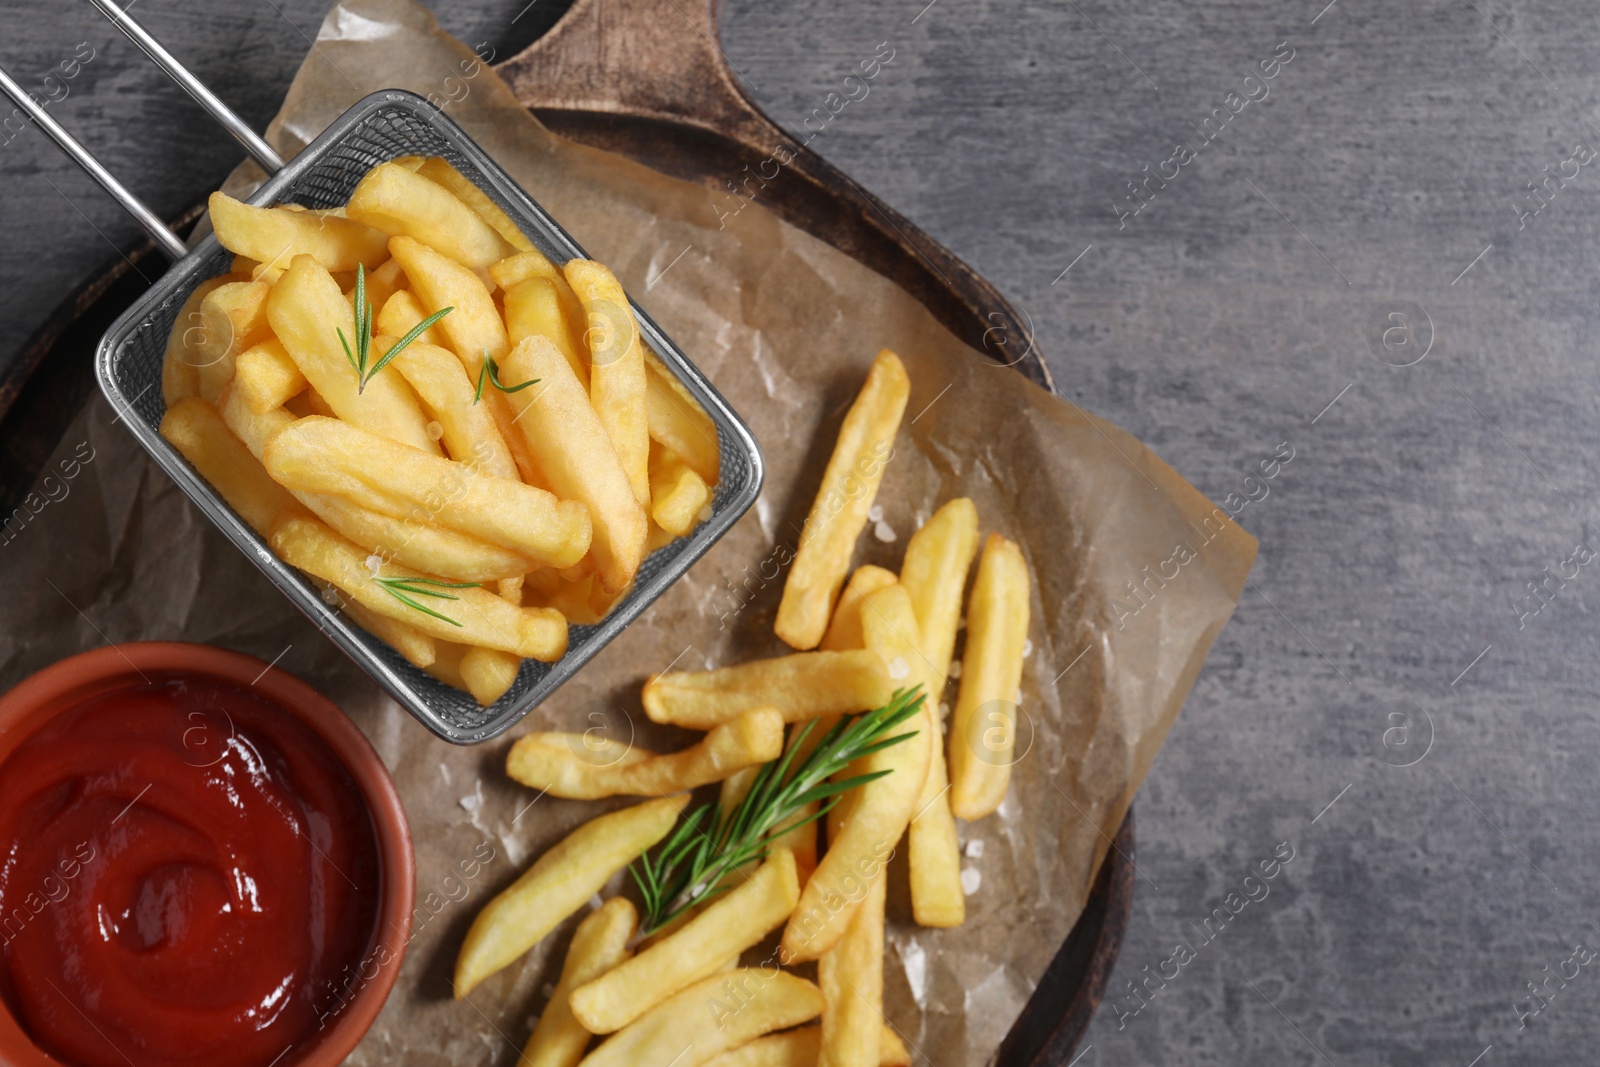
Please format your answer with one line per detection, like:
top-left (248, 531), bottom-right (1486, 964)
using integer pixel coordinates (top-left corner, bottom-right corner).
top-left (373, 575), bottom-right (480, 627)
top-left (473, 349), bottom-right (539, 404)
top-left (629, 686), bottom-right (925, 935)
top-left (337, 264), bottom-right (455, 393)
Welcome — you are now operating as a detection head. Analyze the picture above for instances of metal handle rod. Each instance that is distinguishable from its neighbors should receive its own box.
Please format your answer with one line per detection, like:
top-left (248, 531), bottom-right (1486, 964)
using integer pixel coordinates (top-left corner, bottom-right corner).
top-left (0, 64), bottom-right (188, 260)
top-left (89, 0), bottom-right (285, 174)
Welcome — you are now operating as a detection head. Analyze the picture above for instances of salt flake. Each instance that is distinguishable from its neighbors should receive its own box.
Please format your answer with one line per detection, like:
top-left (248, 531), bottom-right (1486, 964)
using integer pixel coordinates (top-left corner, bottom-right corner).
top-left (961, 867), bottom-right (982, 895)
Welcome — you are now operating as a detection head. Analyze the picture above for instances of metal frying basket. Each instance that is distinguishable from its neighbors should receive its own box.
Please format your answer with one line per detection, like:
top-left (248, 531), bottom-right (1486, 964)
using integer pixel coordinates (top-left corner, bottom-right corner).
top-left (2, 1), bottom-right (764, 743)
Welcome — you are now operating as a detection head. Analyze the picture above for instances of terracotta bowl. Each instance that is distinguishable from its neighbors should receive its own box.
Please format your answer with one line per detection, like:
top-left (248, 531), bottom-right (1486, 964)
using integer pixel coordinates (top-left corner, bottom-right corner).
top-left (0, 642), bottom-right (414, 1067)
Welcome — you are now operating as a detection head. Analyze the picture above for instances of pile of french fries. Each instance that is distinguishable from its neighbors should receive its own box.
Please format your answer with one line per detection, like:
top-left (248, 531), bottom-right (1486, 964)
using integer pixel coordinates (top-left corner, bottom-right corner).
top-left (457, 350), bottom-right (1033, 1067)
top-left (157, 156), bottom-right (721, 705)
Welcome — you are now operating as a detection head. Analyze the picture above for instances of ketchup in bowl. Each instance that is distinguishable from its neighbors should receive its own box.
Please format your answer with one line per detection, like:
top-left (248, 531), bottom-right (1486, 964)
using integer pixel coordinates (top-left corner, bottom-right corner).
top-left (0, 675), bottom-right (383, 1067)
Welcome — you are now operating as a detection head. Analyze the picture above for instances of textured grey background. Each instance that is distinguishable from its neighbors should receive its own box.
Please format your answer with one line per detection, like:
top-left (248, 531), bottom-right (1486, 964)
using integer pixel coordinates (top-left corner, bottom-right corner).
top-left (3, 1), bottom-right (1599, 1065)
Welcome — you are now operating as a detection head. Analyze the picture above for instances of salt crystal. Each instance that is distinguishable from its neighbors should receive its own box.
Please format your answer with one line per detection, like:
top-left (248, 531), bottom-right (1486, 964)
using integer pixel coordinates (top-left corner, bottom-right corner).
top-left (1022, 638), bottom-right (1033, 659)
top-left (867, 504), bottom-right (884, 523)
top-left (965, 839), bottom-right (985, 859)
top-left (438, 763), bottom-right (452, 785)
top-left (589, 894), bottom-right (604, 910)
top-left (459, 792), bottom-right (481, 812)
top-left (365, 554), bottom-right (383, 576)
top-left (873, 520), bottom-right (897, 543)
top-left (887, 656), bottom-right (910, 681)
top-left (540, 983), bottom-right (556, 1000)
top-left (949, 661), bottom-right (962, 680)
top-left (426, 420), bottom-right (445, 441)
top-left (960, 867), bottom-right (982, 895)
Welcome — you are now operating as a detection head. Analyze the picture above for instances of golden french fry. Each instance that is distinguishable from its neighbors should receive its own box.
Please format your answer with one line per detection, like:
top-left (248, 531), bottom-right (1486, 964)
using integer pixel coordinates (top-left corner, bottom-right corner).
top-left (506, 707), bottom-right (783, 799)
top-left (643, 351), bottom-right (719, 485)
top-left (504, 276), bottom-right (589, 387)
top-left (209, 191), bottom-right (389, 273)
top-left (354, 256), bottom-right (406, 312)
top-left (195, 280), bottom-right (271, 402)
top-left (270, 517), bottom-right (567, 660)
top-left (819, 565), bottom-right (898, 652)
top-left (949, 534), bottom-right (1031, 820)
top-left (519, 898), bottom-right (637, 1067)
top-left (262, 415), bottom-right (592, 569)
top-left (375, 289), bottom-right (445, 347)
top-left (455, 796), bottom-right (688, 997)
top-left (648, 447), bottom-right (710, 538)
top-left (817, 870), bottom-right (884, 1067)
top-left (386, 338), bottom-right (518, 480)
top-left (160, 396), bottom-right (304, 537)
top-left (500, 336), bottom-right (647, 594)
top-left (775, 350), bottom-right (909, 650)
top-left (424, 640), bottom-right (468, 689)
top-left (901, 499), bottom-right (978, 927)
top-left (347, 162), bottom-right (515, 270)
top-left (162, 276), bottom-right (234, 405)
top-left (563, 259), bottom-right (650, 506)
top-left (701, 1025), bottom-right (908, 1067)
top-left (389, 234), bottom-right (507, 362)
top-left (490, 249), bottom-right (575, 302)
top-left (266, 255), bottom-right (439, 454)
top-left (460, 646), bottom-right (521, 706)
top-left (577, 970), bottom-right (823, 1067)
top-left (571, 850), bottom-right (800, 1034)
top-left (642, 650), bottom-right (893, 730)
top-left (417, 156), bottom-right (536, 253)
top-left (342, 597), bottom-right (437, 669)
top-left (218, 387), bottom-right (533, 581)
top-left (782, 586), bottom-right (929, 962)
top-left (234, 339), bottom-right (307, 414)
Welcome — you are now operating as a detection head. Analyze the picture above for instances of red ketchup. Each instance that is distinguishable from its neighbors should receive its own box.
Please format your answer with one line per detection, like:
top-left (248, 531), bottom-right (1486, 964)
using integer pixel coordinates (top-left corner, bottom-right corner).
top-left (0, 676), bottom-right (381, 1067)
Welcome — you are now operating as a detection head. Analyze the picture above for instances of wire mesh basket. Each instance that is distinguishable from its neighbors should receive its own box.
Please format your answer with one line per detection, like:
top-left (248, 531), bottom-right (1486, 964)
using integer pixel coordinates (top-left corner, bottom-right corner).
top-left (93, 90), bottom-right (763, 743)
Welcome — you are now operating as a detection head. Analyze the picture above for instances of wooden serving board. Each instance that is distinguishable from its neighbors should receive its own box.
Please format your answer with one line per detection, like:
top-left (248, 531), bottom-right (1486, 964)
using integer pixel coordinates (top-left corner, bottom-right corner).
top-left (0, 1), bottom-right (1131, 1062)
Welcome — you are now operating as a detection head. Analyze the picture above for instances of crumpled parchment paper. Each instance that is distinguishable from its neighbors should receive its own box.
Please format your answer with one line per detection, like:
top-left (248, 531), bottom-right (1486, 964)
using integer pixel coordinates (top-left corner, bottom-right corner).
top-left (0, 2), bottom-right (1256, 1064)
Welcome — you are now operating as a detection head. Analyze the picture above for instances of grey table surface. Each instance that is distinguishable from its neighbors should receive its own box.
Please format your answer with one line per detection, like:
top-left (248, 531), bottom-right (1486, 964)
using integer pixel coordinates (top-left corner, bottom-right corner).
top-left (3, 0), bottom-right (1599, 1065)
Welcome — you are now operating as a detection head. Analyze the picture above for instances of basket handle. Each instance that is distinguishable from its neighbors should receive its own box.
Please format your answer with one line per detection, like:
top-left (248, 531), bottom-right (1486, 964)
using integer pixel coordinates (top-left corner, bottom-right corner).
top-left (0, 0), bottom-right (282, 261)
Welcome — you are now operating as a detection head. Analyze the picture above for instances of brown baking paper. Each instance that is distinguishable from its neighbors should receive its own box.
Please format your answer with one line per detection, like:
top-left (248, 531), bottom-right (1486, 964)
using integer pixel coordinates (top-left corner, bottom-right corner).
top-left (0, 1), bottom-right (1256, 1063)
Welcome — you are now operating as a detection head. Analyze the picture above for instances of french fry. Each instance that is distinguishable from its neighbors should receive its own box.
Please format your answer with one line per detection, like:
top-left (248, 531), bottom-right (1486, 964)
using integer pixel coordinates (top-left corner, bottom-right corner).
top-left (519, 898), bottom-right (637, 1067)
top-left (417, 156), bottom-right (536, 253)
top-left (355, 257), bottom-right (407, 314)
top-left (948, 534), bottom-right (1031, 821)
top-left (423, 640), bottom-right (467, 689)
top-left (219, 387), bottom-right (535, 581)
top-left (817, 870), bottom-right (885, 1067)
top-left (522, 571), bottom-right (622, 626)
top-left (570, 850), bottom-right (800, 1034)
top-left (195, 280), bottom-right (271, 402)
top-left (208, 191), bottom-right (389, 273)
top-left (347, 162), bottom-right (515, 270)
top-left (642, 650), bottom-right (893, 730)
top-left (643, 351), bottom-right (719, 485)
top-left (500, 336), bottom-right (647, 594)
top-left (270, 517), bottom-right (568, 660)
top-left (504, 276), bottom-right (589, 387)
top-left (819, 566), bottom-right (898, 652)
top-left (900, 499), bottom-right (978, 927)
top-left (460, 647), bottom-right (521, 705)
top-left (563, 259), bottom-right (650, 506)
top-left (454, 796), bottom-right (688, 997)
top-left (263, 415), bottom-right (592, 569)
top-left (389, 235), bottom-right (544, 482)
top-left (162, 276), bottom-right (234, 405)
top-left (235, 339), bottom-right (307, 414)
top-left (386, 339), bottom-right (519, 480)
top-left (160, 396), bottom-right (304, 537)
top-left (506, 707), bottom-right (783, 799)
top-left (265, 255), bottom-right (439, 454)
top-left (490, 249), bottom-right (576, 303)
top-left (774, 350), bottom-right (909, 650)
top-left (577, 970), bottom-right (823, 1067)
top-left (389, 234), bottom-right (507, 362)
top-left (781, 586), bottom-right (930, 962)
top-left (701, 1025), bottom-right (908, 1067)
top-left (648, 446), bottom-right (711, 538)
top-left (342, 597), bottom-right (437, 669)
top-left (375, 289), bottom-right (445, 347)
